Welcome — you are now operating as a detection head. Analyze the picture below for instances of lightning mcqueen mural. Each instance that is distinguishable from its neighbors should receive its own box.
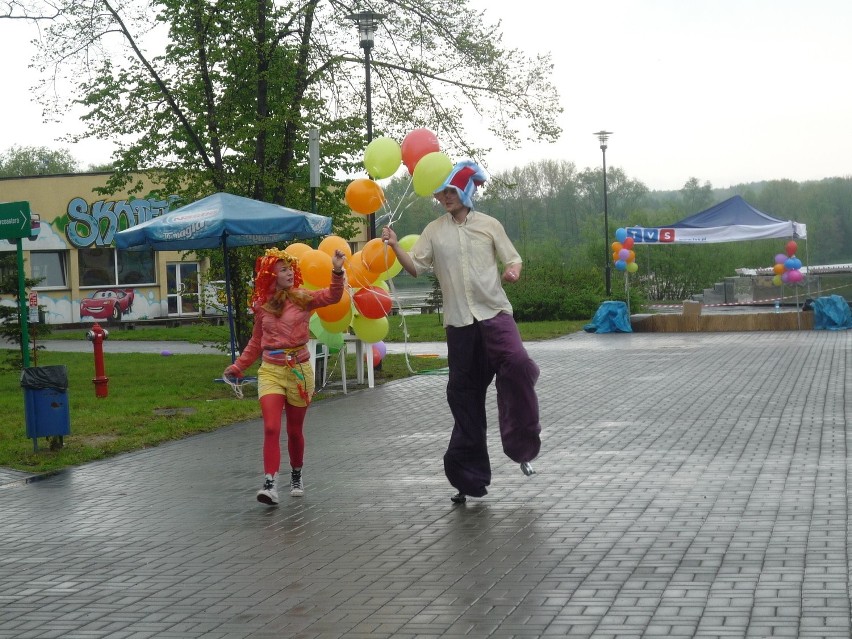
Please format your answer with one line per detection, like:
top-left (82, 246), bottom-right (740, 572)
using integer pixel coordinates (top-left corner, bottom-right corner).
top-left (80, 288), bottom-right (135, 321)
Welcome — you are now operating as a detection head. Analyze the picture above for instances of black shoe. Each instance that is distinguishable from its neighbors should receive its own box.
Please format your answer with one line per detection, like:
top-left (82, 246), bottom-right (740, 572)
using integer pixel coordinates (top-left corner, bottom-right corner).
top-left (520, 461), bottom-right (535, 476)
top-left (451, 492), bottom-right (467, 504)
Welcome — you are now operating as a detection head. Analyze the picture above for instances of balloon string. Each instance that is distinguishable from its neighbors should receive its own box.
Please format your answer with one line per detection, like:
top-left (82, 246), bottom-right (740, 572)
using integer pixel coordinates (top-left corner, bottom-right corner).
top-left (385, 278), bottom-right (418, 375)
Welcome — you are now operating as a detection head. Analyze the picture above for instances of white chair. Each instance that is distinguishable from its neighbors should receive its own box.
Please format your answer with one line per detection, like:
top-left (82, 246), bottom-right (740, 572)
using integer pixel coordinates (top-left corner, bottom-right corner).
top-left (308, 339), bottom-right (347, 394)
top-left (344, 334), bottom-right (374, 388)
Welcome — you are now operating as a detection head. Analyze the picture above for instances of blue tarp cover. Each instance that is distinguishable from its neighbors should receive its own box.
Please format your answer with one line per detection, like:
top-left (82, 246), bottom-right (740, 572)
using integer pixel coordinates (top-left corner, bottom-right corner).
top-left (812, 295), bottom-right (852, 330)
top-left (584, 301), bottom-right (632, 334)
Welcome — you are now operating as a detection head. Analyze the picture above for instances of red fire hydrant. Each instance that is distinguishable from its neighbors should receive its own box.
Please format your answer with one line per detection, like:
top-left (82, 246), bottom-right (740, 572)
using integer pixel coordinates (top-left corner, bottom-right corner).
top-left (86, 322), bottom-right (109, 398)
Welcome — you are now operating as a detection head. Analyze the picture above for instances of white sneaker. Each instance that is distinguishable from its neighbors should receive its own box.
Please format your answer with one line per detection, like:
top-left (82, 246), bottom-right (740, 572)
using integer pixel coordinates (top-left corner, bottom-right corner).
top-left (257, 473), bottom-right (279, 505)
top-left (290, 469), bottom-right (304, 497)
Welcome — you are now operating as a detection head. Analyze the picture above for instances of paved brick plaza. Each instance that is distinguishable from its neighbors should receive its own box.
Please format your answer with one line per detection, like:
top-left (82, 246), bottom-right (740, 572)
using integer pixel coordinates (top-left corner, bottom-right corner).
top-left (0, 331), bottom-right (849, 638)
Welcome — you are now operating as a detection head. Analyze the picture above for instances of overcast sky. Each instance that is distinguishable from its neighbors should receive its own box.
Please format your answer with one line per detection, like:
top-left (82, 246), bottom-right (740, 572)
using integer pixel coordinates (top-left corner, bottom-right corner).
top-left (0, 0), bottom-right (850, 192)
top-left (471, 0), bottom-right (852, 190)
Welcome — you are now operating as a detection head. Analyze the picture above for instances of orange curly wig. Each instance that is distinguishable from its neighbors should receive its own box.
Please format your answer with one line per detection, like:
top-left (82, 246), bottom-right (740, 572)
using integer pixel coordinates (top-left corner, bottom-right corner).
top-left (249, 248), bottom-right (307, 312)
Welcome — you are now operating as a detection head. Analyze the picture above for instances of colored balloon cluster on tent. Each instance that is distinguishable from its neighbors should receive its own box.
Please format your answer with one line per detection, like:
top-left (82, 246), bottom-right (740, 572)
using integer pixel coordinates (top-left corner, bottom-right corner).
top-left (612, 228), bottom-right (639, 274)
top-left (771, 241), bottom-right (803, 285)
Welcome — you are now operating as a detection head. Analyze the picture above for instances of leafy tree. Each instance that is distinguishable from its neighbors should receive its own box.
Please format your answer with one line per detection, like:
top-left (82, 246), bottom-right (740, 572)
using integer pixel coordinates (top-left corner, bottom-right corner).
top-left (3, 0), bottom-right (561, 349)
top-left (0, 145), bottom-right (78, 177)
top-left (0, 262), bottom-right (51, 370)
top-left (680, 177), bottom-right (714, 213)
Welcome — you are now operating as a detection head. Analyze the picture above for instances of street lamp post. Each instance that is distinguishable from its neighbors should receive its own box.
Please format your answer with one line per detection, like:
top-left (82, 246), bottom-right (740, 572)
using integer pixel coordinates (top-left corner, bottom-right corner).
top-left (347, 9), bottom-right (386, 241)
top-left (594, 130), bottom-right (613, 297)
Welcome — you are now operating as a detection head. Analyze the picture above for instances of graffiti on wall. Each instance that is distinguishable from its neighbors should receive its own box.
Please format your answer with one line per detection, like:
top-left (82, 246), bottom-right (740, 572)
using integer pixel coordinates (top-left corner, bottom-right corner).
top-left (65, 196), bottom-right (178, 248)
top-left (79, 288), bottom-right (136, 322)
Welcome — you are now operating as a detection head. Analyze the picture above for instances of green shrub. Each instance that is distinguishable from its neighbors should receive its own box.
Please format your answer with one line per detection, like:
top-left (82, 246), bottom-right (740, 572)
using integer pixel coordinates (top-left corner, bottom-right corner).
top-left (506, 263), bottom-right (604, 321)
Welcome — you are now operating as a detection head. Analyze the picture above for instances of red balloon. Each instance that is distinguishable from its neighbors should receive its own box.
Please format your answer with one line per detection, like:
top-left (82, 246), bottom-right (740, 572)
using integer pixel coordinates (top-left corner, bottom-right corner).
top-left (353, 286), bottom-right (392, 319)
top-left (623, 236), bottom-right (634, 249)
top-left (785, 240), bottom-right (797, 257)
top-left (401, 128), bottom-right (440, 175)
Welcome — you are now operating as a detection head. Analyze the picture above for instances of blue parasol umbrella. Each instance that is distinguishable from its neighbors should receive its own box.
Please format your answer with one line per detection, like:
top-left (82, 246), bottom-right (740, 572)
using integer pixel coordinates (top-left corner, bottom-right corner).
top-left (115, 192), bottom-right (332, 361)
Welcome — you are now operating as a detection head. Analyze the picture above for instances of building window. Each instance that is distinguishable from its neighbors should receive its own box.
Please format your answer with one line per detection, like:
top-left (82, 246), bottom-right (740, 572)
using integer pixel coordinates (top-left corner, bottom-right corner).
top-left (118, 249), bottom-right (156, 285)
top-left (31, 251), bottom-right (69, 288)
top-left (78, 248), bottom-right (156, 287)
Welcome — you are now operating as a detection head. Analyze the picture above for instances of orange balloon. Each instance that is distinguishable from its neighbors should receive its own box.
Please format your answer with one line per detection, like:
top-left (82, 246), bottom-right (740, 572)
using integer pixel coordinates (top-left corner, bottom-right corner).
top-left (345, 251), bottom-right (380, 289)
top-left (300, 249), bottom-right (333, 288)
top-left (611, 242), bottom-right (623, 252)
top-left (318, 235), bottom-right (352, 260)
top-left (773, 263), bottom-right (785, 275)
top-left (316, 289), bottom-right (352, 322)
top-left (285, 242), bottom-right (312, 258)
top-left (345, 179), bottom-right (385, 215)
top-left (361, 238), bottom-right (396, 273)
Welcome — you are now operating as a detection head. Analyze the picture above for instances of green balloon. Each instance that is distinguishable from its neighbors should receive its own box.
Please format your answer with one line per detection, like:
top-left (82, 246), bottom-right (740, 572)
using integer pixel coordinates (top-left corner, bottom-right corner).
top-left (351, 315), bottom-right (389, 344)
top-left (398, 234), bottom-right (419, 251)
top-left (412, 151), bottom-right (452, 196)
top-left (364, 137), bottom-right (402, 179)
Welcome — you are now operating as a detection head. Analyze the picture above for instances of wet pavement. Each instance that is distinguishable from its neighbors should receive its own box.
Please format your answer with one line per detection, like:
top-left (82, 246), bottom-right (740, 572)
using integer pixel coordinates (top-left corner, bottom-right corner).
top-left (0, 330), bottom-right (850, 638)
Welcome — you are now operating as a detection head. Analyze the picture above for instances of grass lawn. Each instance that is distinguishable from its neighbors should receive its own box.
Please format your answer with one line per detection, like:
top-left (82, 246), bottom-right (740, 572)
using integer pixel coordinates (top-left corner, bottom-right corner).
top-left (2, 316), bottom-right (585, 474)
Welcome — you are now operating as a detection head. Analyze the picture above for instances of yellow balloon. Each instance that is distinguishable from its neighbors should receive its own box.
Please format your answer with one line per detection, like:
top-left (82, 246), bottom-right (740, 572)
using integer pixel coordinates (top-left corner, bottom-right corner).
top-left (351, 315), bottom-right (389, 343)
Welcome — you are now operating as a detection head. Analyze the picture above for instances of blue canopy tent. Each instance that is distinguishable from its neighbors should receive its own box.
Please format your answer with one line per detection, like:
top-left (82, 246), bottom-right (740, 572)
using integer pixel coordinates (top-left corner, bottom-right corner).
top-left (625, 195), bottom-right (807, 245)
top-left (622, 194), bottom-right (811, 310)
top-left (115, 192), bottom-right (332, 361)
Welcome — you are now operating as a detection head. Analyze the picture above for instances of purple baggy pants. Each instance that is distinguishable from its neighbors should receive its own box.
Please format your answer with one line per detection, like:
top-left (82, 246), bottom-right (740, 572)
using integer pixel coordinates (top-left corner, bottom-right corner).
top-left (443, 312), bottom-right (541, 497)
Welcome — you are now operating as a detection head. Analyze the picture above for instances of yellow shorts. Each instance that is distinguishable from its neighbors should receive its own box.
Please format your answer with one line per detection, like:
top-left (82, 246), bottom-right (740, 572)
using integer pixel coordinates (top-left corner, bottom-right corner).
top-left (257, 360), bottom-right (315, 406)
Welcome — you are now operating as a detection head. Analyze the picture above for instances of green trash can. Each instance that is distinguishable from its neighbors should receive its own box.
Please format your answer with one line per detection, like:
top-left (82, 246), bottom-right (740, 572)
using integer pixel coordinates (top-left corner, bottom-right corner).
top-left (21, 365), bottom-right (70, 450)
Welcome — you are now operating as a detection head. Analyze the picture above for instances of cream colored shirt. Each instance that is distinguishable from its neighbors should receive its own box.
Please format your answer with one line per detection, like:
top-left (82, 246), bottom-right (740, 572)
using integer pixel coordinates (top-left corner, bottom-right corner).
top-left (408, 210), bottom-right (522, 328)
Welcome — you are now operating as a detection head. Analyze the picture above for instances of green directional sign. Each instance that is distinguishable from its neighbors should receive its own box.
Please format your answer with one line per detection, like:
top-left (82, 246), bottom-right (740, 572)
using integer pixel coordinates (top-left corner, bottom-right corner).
top-left (0, 201), bottom-right (31, 240)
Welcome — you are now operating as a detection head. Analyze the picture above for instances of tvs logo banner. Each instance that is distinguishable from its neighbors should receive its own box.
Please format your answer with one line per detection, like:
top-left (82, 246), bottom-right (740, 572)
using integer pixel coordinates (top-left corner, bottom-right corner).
top-left (626, 228), bottom-right (677, 243)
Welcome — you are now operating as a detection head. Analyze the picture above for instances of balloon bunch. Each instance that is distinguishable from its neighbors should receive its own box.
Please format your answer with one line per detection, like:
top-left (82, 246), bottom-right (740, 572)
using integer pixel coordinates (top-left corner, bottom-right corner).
top-left (612, 228), bottom-right (639, 274)
top-left (772, 240), bottom-right (803, 285)
top-left (292, 233), bottom-right (420, 353)
top-left (343, 128), bottom-right (454, 221)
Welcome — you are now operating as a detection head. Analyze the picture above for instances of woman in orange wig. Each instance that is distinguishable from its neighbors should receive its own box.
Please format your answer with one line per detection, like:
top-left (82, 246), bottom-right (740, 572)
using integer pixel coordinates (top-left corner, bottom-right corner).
top-left (223, 247), bottom-right (346, 505)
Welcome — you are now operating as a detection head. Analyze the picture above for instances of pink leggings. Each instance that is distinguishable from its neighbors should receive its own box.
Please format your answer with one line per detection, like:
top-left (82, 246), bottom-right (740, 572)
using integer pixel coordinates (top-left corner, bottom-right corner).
top-left (259, 394), bottom-right (308, 474)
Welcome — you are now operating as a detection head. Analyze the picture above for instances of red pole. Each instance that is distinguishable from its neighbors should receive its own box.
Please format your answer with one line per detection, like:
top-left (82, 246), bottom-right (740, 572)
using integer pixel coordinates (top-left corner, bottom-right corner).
top-left (87, 323), bottom-right (109, 398)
